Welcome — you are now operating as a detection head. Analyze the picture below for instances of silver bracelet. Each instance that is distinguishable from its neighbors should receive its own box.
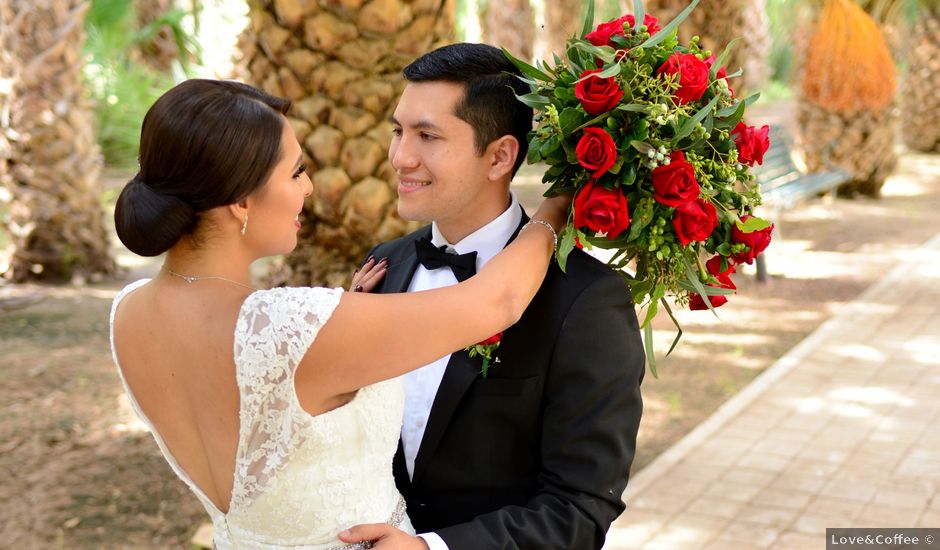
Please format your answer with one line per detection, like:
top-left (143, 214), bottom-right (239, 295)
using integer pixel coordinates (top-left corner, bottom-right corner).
top-left (522, 219), bottom-right (557, 250)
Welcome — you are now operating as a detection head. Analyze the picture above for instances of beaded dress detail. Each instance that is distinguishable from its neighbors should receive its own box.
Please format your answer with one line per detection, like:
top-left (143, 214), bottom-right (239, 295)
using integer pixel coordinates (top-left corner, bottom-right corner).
top-left (110, 281), bottom-right (412, 549)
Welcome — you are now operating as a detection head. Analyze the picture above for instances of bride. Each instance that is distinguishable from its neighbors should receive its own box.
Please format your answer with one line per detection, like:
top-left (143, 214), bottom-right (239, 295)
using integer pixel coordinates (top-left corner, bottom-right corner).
top-left (109, 79), bottom-right (566, 549)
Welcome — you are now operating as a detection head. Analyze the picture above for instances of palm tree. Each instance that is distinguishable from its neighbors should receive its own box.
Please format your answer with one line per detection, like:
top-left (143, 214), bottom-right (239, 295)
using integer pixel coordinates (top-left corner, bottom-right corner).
top-left (480, 0), bottom-right (535, 61)
top-left (132, 0), bottom-right (184, 72)
top-left (630, 0), bottom-right (770, 96)
top-left (543, 0), bottom-right (584, 61)
top-left (239, 0), bottom-right (455, 287)
top-left (796, 0), bottom-right (897, 197)
top-left (900, 1), bottom-right (940, 153)
top-left (0, 0), bottom-right (116, 283)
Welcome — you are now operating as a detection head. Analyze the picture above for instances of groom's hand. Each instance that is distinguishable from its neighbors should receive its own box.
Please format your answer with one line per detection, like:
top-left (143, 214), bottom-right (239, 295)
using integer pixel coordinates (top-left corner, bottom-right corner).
top-left (338, 524), bottom-right (429, 549)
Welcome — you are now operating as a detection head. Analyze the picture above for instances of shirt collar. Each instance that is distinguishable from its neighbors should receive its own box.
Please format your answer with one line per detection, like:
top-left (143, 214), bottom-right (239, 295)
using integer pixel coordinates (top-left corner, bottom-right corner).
top-left (430, 192), bottom-right (522, 270)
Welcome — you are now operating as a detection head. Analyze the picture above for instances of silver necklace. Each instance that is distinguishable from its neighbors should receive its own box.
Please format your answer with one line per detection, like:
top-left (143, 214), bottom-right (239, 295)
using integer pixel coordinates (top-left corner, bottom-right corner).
top-left (161, 265), bottom-right (257, 291)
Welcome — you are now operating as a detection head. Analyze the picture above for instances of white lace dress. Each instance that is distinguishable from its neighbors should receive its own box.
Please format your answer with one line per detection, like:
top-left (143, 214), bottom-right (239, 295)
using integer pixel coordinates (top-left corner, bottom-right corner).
top-left (110, 280), bottom-right (413, 549)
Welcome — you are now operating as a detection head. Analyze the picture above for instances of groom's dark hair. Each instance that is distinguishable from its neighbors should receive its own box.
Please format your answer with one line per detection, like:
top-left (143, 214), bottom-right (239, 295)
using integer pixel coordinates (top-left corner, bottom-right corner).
top-left (403, 43), bottom-right (533, 177)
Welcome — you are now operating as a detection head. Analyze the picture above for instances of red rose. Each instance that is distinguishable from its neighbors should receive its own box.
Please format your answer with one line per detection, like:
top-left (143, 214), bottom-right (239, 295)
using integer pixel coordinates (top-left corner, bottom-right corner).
top-left (625, 13), bottom-right (662, 36)
top-left (731, 122), bottom-right (770, 166)
top-left (672, 199), bottom-right (718, 246)
top-left (573, 180), bottom-right (631, 238)
top-left (480, 332), bottom-right (502, 346)
top-left (705, 255), bottom-right (735, 278)
top-left (656, 53), bottom-right (710, 105)
top-left (585, 17), bottom-right (628, 47)
top-left (586, 14), bottom-right (662, 47)
top-left (731, 214), bottom-right (774, 264)
top-left (576, 127), bottom-right (617, 177)
top-left (575, 69), bottom-right (624, 115)
top-left (704, 55), bottom-right (734, 98)
top-left (652, 151), bottom-right (700, 208)
top-left (689, 260), bottom-right (736, 310)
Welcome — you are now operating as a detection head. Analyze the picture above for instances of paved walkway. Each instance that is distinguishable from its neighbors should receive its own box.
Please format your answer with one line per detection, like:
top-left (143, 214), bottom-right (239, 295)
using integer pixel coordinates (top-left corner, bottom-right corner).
top-left (604, 231), bottom-right (940, 549)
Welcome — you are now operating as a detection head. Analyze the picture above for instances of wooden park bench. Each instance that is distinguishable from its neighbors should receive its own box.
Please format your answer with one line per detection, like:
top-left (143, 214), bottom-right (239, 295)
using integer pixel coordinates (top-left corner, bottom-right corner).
top-left (751, 125), bottom-right (852, 282)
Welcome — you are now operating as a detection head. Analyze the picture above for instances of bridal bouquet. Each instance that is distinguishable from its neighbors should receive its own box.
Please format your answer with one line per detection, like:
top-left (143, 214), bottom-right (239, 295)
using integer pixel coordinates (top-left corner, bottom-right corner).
top-left (504, 0), bottom-right (773, 374)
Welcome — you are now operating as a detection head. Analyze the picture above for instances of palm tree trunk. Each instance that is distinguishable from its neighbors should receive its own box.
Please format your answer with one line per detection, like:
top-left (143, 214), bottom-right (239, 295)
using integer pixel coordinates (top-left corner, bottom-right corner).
top-left (133, 0), bottom-right (181, 72)
top-left (542, 0), bottom-right (583, 61)
top-left (480, 0), bottom-right (535, 61)
top-left (239, 0), bottom-right (455, 287)
top-left (0, 0), bottom-right (116, 283)
top-left (902, 3), bottom-right (940, 153)
top-left (632, 0), bottom-right (770, 96)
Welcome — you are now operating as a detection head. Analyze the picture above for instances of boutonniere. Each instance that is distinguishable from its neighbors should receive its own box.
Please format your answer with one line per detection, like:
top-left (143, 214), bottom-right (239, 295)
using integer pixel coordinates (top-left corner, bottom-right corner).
top-left (465, 332), bottom-right (502, 378)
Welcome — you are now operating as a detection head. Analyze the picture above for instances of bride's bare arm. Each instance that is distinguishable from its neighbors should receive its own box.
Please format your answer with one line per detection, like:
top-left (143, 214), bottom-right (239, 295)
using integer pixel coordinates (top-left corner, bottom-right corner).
top-left (300, 195), bottom-right (569, 399)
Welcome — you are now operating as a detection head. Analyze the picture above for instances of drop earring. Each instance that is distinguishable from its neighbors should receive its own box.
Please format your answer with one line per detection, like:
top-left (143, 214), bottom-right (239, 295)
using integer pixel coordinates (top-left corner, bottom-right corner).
top-left (241, 214), bottom-right (248, 236)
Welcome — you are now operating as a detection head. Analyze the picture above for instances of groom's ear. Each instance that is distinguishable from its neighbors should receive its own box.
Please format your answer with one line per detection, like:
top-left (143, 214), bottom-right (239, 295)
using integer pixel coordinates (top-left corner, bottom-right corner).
top-left (486, 135), bottom-right (520, 182)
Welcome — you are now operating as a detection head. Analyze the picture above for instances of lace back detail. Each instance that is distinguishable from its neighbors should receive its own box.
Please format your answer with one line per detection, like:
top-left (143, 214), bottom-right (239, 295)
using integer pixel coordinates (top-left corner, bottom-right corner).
top-left (231, 287), bottom-right (343, 509)
top-left (112, 283), bottom-right (411, 548)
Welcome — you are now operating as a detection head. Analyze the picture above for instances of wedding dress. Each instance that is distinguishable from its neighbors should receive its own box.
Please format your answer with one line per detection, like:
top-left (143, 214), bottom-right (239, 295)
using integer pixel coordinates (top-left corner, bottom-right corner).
top-left (110, 280), bottom-right (413, 549)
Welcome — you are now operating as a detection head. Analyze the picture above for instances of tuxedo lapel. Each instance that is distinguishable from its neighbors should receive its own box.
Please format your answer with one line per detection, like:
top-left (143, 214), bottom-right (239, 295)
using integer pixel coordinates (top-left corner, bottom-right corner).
top-left (408, 206), bottom-right (530, 485)
top-left (411, 350), bottom-right (479, 484)
top-left (392, 439), bottom-right (410, 493)
top-left (382, 227), bottom-right (428, 293)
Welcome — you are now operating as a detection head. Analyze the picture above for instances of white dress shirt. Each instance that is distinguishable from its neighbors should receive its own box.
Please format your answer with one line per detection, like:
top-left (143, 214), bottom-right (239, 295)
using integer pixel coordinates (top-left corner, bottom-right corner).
top-left (403, 193), bottom-right (522, 550)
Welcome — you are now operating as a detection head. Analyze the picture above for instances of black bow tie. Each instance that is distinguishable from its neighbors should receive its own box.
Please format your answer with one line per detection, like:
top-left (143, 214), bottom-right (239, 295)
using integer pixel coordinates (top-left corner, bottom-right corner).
top-left (414, 237), bottom-right (478, 282)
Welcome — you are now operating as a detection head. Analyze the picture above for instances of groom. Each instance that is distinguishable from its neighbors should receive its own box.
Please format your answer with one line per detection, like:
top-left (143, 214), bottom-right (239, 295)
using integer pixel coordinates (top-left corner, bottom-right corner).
top-left (350, 43), bottom-right (644, 549)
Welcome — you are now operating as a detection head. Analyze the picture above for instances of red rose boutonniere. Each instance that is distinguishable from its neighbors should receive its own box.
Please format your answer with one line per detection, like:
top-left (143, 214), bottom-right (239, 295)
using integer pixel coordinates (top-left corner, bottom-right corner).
top-left (466, 332), bottom-right (502, 378)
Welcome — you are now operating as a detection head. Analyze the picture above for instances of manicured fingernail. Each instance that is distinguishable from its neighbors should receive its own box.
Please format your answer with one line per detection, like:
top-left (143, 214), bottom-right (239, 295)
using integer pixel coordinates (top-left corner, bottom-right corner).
top-left (339, 529), bottom-right (350, 537)
top-left (367, 256), bottom-right (375, 263)
top-left (380, 257), bottom-right (388, 263)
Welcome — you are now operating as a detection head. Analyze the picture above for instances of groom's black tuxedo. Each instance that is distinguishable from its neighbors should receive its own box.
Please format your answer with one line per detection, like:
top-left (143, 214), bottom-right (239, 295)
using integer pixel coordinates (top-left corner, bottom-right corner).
top-left (365, 210), bottom-right (645, 550)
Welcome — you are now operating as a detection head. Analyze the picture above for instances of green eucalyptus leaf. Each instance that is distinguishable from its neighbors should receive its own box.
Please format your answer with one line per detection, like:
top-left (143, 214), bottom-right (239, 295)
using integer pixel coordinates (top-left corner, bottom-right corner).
top-left (554, 86), bottom-right (576, 101)
top-left (557, 224), bottom-right (576, 272)
top-left (617, 103), bottom-right (649, 113)
top-left (627, 197), bottom-right (654, 241)
top-left (642, 295), bottom-right (659, 330)
top-left (539, 134), bottom-right (562, 156)
top-left (580, 0), bottom-right (596, 39)
top-left (637, 0), bottom-right (700, 49)
top-left (502, 47), bottom-right (552, 82)
top-left (596, 62), bottom-right (622, 78)
top-left (674, 94), bottom-right (720, 143)
top-left (736, 216), bottom-right (773, 232)
top-left (630, 140), bottom-right (657, 155)
top-left (643, 322), bottom-right (658, 378)
top-left (516, 92), bottom-right (551, 109)
top-left (677, 280), bottom-right (736, 296)
top-left (621, 164), bottom-right (637, 186)
top-left (559, 108), bottom-right (584, 134)
top-left (716, 97), bottom-right (746, 119)
top-left (570, 41), bottom-right (617, 65)
top-left (632, 0), bottom-right (645, 32)
top-left (709, 38), bottom-right (740, 79)
top-left (660, 298), bottom-right (683, 357)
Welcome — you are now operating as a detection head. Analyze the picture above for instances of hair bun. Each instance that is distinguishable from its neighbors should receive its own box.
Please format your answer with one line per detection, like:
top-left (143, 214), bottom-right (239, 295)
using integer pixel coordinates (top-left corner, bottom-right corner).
top-left (114, 175), bottom-right (197, 256)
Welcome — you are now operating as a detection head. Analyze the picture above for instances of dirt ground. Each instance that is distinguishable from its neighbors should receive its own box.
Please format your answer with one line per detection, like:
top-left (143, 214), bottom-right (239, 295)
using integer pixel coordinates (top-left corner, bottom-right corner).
top-left (2, 114), bottom-right (939, 548)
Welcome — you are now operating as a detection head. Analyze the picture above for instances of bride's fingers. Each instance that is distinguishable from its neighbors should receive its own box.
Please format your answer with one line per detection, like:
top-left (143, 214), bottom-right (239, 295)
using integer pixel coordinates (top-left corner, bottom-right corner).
top-left (350, 257), bottom-right (379, 291)
top-left (356, 259), bottom-right (387, 292)
top-left (351, 258), bottom-right (386, 292)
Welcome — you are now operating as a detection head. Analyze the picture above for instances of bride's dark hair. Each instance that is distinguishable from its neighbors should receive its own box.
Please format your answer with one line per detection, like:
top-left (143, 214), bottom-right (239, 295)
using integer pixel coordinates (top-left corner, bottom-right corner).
top-left (115, 79), bottom-right (291, 256)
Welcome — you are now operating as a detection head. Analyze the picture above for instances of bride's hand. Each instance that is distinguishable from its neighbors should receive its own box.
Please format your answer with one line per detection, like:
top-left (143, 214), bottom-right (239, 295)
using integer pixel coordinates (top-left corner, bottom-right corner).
top-left (349, 256), bottom-right (388, 293)
top-left (338, 523), bottom-right (429, 549)
top-left (532, 192), bottom-right (574, 235)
